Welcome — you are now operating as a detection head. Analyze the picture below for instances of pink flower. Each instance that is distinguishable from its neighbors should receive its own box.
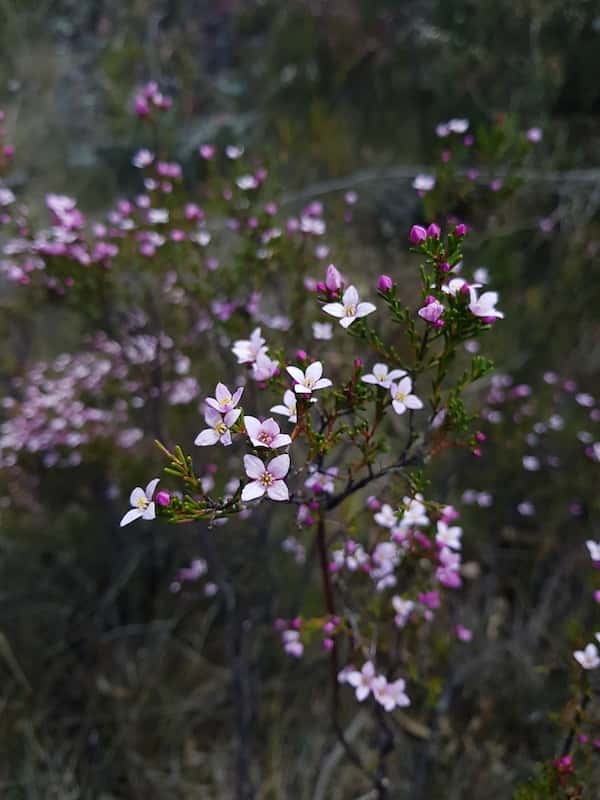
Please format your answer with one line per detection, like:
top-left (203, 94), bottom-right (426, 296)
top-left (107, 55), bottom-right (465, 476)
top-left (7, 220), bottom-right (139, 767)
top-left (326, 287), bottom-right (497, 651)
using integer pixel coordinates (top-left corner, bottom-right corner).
top-left (244, 416), bottom-right (292, 449)
top-left (241, 454), bottom-right (290, 502)
top-left (195, 408), bottom-right (241, 446)
top-left (286, 361), bottom-right (332, 394)
top-left (390, 377), bottom-right (423, 415)
top-left (436, 520), bottom-right (462, 550)
top-left (418, 298), bottom-right (444, 325)
top-left (409, 225), bottom-right (427, 244)
top-left (323, 285), bottom-right (376, 328)
top-left (251, 352), bottom-right (279, 381)
top-left (205, 382), bottom-right (244, 413)
top-left (377, 274), bottom-right (393, 292)
top-left (373, 676), bottom-right (411, 711)
top-left (120, 478), bottom-right (160, 527)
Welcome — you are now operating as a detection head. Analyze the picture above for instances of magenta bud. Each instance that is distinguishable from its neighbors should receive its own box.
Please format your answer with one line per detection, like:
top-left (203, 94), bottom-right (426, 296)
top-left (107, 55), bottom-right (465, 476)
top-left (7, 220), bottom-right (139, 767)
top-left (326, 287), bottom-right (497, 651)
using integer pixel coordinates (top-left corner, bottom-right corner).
top-left (454, 223), bottom-right (468, 237)
top-left (472, 448), bottom-right (482, 457)
top-left (156, 490), bottom-right (171, 507)
top-left (377, 274), bottom-right (393, 291)
top-left (425, 295), bottom-right (436, 305)
top-left (325, 263), bottom-right (342, 291)
top-left (483, 316), bottom-right (497, 325)
top-left (354, 358), bottom-right (362, 370)
top-left (135, 97), bottom-right (150, 117)
top-left (438, 261), bottom-right (450, 273)
top-left (475, 431), bottom-right (486, 442)
top-left (323, 638), bottom-right (334, 651)
top-left (427, 223), bottom-right (441, 239)
top-left (595, 590), bottom-right (600, 604)
top-left (460, 283), bottom-right (471, 296)
top-left (316, 281), bottom-right (327, 294)
top-left (409, 225), bottom-right (427, 245)
top-left (296, 349), bottom-right (307, 361)
top-left (434, 319), bottom-right (445, 329)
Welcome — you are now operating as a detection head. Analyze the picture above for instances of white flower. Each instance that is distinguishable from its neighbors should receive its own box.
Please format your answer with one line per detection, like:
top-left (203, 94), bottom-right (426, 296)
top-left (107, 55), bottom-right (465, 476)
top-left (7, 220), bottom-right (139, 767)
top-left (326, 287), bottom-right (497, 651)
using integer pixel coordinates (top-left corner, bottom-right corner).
top-left (270, 390), bottom-right (298, 423)
top-left (390, 377), bottom-right (423, 415)
top-left (374, 504), bottom-right (397, 528)
top-left (586, 540), bottom-right (600, 562)
top-left (322, 285), bottom-right (376, 329)
top-left (398, 494), bottom-right (429, 528)
top-left (346, 661), bottom-right (376, 702)
top-left (132, 149), bottom-right (155, 168)
top-left (232, 327), bottom-right (267, 364)
top-left (442, 278), bottom-right (478, 297)
top-left (312, 322), bottom-right (333, 340)
top-left (468, 288), bottom-right (504, 320)
top-left (286, 361), bottom-right (332, 394)
top-left (195, 408), bottom-right (241, 447)
top-left (412, 174), bottom-right (436, 192)
top-left (392, 596), bottom-right (415, 628)
top-left (574, 643), bottom-right (600, 670)
top-left (120, 478), bottom-right (160, 527)
top-left (448, 118), bottom-right (469, 133)
top-left (241, 454), bottom-right (290, 502)
top-left (236, 174), bottom-right (259, 190)
top-left (148, 208), bottom-right (169, 224)
top-left (362, 363), bottom-right (407, 389)
top-left (436, 520), bottom-right (462, 550)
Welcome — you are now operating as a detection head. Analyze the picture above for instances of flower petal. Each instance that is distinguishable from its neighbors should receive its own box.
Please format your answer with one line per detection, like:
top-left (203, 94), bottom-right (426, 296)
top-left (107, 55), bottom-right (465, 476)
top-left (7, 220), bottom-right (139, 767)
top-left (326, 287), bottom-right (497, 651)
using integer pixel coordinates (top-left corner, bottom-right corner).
top-left (120, 508), bottom-right (144, 527)
top-left (305, 361), bottom-right (323, 382)
top-left (356, 302), bottom-right (376, 317)
top-left (195, 428), bottom-right (220, 446)
top-left (267, 480), bottom-right (289, 501)
top-left (243, 454), bottom-right (265, 479)
top-left (322, 302), bottom-right (345, 318)
top-left (267, 453), bottom-right (290, 479)
top-left (129, 487), bottom-right (145, 507)
top-left (339, 316), bottom-right (356, 328)
top-left (342, 285), bottom-right (359, 306)
top-left (244, 416), bottom-right (261, 440)
top-left (241, 480), bottom-right (265, 502)
top-left (404, 394), bottom-right (423, 410)
top-left (286, 366), bottom-right (305, 383)
top-left (142, 502), bottom-right (156, 520)
top-left (145, 478), bottom-right (160, 499)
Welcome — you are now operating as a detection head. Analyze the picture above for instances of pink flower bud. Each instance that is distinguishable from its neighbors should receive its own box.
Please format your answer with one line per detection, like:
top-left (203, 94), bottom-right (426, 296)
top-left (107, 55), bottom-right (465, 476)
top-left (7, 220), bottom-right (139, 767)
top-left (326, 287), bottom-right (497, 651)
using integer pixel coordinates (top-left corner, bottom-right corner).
top-left (316, 281), bottom-right (327, 293)
top-left (296, 349), bottom-right (307, 361)
top-left (438, 261), bottom-right (450, 273)
top-left (377, 274), bottom-right (393, 291)
top-left (156, 490), bottom-right (171, 507)
top-left (427, 223), bottom-right (441, 239)
top-left (472, 448), bottom-right (482, 457)
top-left (409, 225), bottom-right (427, 245)
top-left (323, 637), bottom-right (334, 651)
top-left (475, 431), bottom-right (486, 442)
top-left (454, 223), bottom-right (468, 237)
top-left (199, 144), bottom-right (216, 160)
top-left (134, 96), bottom-right (150, 117)
top-left (325, 264), bottom-right (342, 291)
top-left (353, 358), bottom-right (362, 370)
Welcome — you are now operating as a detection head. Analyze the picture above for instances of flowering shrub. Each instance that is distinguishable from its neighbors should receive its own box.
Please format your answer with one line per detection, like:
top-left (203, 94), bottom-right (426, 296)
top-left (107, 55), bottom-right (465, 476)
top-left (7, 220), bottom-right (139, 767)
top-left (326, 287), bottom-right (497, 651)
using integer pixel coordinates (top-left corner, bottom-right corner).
top-left (1, 94), bottom-right (598, 797)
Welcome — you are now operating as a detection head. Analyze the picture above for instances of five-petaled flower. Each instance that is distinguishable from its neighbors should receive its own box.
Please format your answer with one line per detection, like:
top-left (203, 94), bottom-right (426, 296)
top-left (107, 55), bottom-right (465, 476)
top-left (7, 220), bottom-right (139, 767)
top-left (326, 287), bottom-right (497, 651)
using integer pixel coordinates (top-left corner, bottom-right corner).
top-left (242, 454), bottom-right (290, 502)
top-left (468, 288), bottom-right (504, 320)
top-left (574, 643), bottom-right (600, 670)
top-left (244, 416), bottom-right (292, 449)
top-left (120, 478), bottom-right (160, 527)
top-left (270, 390), bottom-right (298, 423)
top-left (195, 408), bottom-right (241, 446)
top-left (362, 363), bottom-right (407, 389)
top-left (389, 377), bottom-right (423, 415)
top-left (286, 361), bottom-right (332, 394)
top-left (323, 285), bottom-right (376, 328)
top-left (346, 661), bottom-right (376, 702)
top-left (206, 382), bottom-right (244, 413)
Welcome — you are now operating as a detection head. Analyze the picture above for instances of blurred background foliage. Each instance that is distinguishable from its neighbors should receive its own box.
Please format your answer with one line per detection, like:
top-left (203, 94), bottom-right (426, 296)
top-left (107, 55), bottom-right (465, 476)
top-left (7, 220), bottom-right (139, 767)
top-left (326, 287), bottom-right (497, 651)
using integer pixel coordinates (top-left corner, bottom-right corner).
top-left (0, 1), bottom-right (599, 798)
